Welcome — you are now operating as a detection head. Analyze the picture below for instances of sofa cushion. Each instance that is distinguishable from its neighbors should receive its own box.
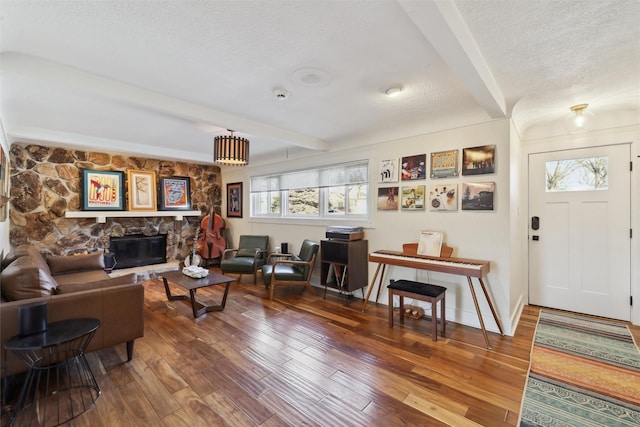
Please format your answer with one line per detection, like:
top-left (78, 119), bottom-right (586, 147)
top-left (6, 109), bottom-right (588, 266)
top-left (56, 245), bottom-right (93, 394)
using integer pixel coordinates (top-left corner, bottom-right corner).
top-left (26, 246), bottom-right (52, 276)
top-left (56, 273), bottom-right (137, 294)
top-left (53, 270), bottom-right (111, 286)
top-left (0, 257), bottom-right (59, 301)
top-left (1, 245), bottom-right (31, 270)
top-left (47, 252), bottom-right (105, 275)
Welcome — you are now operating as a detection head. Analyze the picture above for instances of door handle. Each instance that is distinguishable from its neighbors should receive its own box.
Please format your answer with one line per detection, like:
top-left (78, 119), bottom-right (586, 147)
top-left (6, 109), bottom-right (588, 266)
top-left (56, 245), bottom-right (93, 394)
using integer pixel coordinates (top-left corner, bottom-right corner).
top-left (531, 216), bottom-right (540, 230)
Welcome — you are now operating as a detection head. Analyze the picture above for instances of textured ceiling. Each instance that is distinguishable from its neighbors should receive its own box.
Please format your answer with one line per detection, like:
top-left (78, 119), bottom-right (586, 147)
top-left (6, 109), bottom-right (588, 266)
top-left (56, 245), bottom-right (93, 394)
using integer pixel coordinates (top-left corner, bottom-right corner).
top-left (1, 0), bottom-right (638, 166)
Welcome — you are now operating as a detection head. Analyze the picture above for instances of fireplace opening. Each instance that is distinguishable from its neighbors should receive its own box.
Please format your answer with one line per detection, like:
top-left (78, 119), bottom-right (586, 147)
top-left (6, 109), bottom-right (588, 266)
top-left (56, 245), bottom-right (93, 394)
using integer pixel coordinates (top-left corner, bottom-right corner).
top-left (109, 235), bottom-right (167, 269)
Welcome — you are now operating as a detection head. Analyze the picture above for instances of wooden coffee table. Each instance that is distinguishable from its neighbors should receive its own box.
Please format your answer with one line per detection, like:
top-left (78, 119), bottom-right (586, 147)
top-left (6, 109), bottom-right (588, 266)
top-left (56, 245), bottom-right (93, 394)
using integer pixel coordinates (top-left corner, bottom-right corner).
top-left (162, 270), bottom-right (235, 318)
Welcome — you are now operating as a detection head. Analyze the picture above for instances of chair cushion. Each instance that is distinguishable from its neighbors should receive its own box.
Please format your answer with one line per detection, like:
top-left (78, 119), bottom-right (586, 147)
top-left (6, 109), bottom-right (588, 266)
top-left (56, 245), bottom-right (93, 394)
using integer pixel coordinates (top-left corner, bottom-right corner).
top-left (221, 257), bottom-right (259, 273)
top-left (238, 235), bottom-right (269, 253)
top-left (387, 280), bottom-right (447, 298)
top-left (262, 264), bottom-right (306, 286)
top-left (298, 240), bottom-right (319, 262)
top-left (237, 248), bottom-right (257, 257)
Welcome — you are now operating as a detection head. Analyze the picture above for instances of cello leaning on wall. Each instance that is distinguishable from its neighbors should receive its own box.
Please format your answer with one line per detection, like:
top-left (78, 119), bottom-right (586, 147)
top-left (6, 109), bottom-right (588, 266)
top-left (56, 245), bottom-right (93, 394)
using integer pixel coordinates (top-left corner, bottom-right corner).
top-left (197, 207), bottom-right (227, 264)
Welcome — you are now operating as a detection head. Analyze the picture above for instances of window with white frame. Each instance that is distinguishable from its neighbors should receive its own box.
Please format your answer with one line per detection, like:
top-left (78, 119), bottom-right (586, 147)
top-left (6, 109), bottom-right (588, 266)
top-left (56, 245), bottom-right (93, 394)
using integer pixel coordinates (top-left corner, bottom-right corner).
top-left (250, 160), bottom-right (369, 220)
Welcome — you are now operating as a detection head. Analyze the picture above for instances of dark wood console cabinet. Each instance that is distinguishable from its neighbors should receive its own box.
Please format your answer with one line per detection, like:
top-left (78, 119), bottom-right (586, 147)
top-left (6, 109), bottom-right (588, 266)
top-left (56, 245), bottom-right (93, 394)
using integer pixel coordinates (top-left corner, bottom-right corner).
top-left (320, 239), bottom-right (368, 293)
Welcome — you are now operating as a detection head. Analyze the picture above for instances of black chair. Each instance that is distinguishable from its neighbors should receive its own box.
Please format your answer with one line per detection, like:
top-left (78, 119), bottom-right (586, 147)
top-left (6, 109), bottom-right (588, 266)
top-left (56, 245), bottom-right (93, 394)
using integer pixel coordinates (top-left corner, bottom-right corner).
top-left (220, 235), bottom-right (269, 284)
top-left (262, 239), bottom-right (320, 300)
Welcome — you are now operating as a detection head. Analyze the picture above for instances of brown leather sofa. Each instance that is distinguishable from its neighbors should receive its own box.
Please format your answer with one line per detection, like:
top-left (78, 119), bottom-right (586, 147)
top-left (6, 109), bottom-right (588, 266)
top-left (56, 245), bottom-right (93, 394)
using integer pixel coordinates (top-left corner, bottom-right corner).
top-left (0, 246), bottom-right (144, 378)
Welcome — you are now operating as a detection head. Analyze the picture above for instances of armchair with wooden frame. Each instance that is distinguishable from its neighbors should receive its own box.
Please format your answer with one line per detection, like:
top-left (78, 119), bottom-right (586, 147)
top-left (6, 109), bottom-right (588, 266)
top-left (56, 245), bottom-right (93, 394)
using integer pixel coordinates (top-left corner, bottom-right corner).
top-left (220, 235), bottom-right (269, 284)
top-left (262, 239), bottom-right (320, 300)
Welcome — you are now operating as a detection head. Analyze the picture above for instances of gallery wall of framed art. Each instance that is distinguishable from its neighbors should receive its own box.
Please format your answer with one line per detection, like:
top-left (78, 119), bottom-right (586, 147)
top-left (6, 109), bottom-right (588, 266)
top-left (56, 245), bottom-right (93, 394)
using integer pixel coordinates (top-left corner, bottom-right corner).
top-left (376, 144), bottom-right (496, 213)
top-left (80, 169), bottom-right (195, 212)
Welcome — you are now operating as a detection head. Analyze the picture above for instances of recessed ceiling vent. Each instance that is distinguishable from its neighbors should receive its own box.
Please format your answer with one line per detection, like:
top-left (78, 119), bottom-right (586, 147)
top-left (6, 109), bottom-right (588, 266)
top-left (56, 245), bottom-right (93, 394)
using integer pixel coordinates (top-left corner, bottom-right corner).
top-left (291, 67), bottom-right (332, 87)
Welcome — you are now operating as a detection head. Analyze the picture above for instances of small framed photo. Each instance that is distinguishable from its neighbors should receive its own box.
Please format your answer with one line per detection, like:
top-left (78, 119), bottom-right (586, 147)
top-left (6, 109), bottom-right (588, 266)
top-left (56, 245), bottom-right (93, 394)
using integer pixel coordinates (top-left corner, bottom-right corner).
top-left (127, 170), bottom-right (157, 211)
top-left (377, 186), bottom-right (399, 210)
top-left (461, 182), bottom-right (495, 210)
top-left (430, 149), bottom-right (458, 178)
top-left (429, 183), bottom-right (458, 211)
top-left (401, 154), bottom-right (426, 181)
top-left (401, 185), bottom-right (426, 210)
top-left (462, 144), bottom-right (496, 175)
top-left (227, 182), bottom-right (243, 218)
top-left (378, 158), bottom-right (399, 183)
top-left (158, 176), bottom-right (191, 211)
top-left (82, 169), bottom-right (125, 211)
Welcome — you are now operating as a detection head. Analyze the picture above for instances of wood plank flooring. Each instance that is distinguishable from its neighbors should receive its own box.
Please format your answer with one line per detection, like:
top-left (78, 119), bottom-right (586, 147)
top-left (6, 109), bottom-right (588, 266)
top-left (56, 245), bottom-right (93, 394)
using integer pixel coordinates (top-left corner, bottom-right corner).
top-left (4, 274), bottom-right (637, 426)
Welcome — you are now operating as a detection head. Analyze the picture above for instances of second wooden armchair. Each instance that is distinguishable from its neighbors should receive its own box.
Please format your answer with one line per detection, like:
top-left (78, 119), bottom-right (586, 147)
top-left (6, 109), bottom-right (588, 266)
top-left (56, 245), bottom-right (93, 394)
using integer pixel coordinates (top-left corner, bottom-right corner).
top-left (262, 239), bottom-right (320, 300)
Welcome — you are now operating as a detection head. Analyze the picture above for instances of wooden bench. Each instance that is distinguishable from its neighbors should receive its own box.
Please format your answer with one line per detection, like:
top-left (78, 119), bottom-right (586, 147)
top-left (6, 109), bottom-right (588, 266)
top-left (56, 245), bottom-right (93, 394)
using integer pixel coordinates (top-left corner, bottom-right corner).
top-left (387, 279), bottom-right (447, 341)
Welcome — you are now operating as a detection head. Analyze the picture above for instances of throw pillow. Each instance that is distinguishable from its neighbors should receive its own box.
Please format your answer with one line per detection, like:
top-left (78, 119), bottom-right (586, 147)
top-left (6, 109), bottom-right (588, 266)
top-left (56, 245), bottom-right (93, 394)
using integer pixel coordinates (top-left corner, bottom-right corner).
top-left (56, 273), bottom-right (137, 294)
top-left (0, 257), bottom-right (59, 301)
top-left (47, 252), bottom-right (105, 275)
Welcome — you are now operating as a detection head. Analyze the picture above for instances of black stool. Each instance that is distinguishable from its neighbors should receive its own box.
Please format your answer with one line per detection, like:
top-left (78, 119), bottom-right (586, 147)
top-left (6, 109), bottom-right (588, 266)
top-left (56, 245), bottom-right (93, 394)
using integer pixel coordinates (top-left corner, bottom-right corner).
top-left (387, 279), bottom-right (447, 341)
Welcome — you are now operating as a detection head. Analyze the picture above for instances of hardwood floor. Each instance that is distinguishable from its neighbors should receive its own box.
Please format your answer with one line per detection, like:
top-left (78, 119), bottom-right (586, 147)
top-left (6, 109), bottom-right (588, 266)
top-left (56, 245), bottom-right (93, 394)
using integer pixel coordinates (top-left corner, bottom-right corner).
top-left (7, 273), bottom-right (628, 426)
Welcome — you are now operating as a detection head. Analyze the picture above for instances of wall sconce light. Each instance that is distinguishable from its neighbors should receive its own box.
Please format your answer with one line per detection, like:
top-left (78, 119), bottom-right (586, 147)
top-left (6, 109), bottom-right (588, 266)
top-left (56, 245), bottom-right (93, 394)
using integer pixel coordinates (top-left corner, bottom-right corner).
top-left (565, 103), bottom-right (596, 133)
top-left (213, 130), bottom-right (249, 166)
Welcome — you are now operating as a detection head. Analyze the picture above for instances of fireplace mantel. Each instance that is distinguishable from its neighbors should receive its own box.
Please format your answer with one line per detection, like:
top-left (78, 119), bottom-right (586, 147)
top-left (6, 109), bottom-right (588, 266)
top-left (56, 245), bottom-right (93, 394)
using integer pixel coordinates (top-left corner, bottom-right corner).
top-left (65, 210), bottom-right (202, 223)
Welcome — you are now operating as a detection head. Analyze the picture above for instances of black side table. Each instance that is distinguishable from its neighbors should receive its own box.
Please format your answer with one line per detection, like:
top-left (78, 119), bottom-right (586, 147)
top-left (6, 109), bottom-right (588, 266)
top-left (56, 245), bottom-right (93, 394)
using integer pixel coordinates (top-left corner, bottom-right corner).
top-left (5, 318), bottom-right (101, 427)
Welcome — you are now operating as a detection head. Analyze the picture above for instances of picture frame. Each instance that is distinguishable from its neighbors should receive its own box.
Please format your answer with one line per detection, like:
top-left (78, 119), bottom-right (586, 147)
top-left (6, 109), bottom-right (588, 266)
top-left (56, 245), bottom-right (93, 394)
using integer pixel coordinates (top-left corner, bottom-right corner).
top-left (401, 185), bottom-right (426, 210)
top-left (430, 149), bottom-right (458, 178)
top-left (82, 169), bottom-right (125, 211)
top-left (227, 182), bottom-right (243, 218)
top-left (429, 183), bottom-right (458, 211)
top-left (461, 182), bottom-right (495, 210)
top-left (127, 169), bottom-right (157, 211)
top-left (377, 186), bottom-right (399, 210)
top-left (462, 144), bottom-right (496, 175)
top-left (378, 158), bottom-right (399, 183)
top-left (158, 176), bottom-right (191, 211)
top-left (401, 154), bottom-right (427, 181)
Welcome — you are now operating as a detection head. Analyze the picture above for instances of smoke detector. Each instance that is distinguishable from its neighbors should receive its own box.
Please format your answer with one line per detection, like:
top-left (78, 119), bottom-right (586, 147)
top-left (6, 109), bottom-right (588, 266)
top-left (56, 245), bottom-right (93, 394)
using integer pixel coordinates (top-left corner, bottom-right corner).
top-left (273, 89), bottom-right (289, 100)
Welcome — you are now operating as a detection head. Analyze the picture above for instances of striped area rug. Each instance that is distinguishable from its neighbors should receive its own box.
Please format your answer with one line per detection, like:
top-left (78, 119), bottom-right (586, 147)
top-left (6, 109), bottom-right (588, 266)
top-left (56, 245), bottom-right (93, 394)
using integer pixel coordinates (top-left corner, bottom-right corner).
top-left (519, 310), bottom-right (640, 427)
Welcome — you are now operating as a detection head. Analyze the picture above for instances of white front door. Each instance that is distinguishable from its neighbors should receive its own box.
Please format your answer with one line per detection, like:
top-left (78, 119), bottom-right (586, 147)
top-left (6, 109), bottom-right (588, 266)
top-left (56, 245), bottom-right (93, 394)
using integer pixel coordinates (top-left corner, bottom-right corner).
top-left (528, 144), bottom-right (631, 321)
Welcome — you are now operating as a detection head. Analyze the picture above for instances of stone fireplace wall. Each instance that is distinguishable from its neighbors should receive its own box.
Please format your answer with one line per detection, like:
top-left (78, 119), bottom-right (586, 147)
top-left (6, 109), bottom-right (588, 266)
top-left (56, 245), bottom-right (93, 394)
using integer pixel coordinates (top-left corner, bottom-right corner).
top-left (8, 143), bottom-right (222, 261)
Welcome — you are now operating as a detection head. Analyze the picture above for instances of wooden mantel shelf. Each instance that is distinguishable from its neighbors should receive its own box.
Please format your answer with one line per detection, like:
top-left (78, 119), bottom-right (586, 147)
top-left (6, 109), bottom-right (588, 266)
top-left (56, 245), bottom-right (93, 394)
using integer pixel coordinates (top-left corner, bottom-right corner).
top-left (65, 210), bottom-right (202, 224)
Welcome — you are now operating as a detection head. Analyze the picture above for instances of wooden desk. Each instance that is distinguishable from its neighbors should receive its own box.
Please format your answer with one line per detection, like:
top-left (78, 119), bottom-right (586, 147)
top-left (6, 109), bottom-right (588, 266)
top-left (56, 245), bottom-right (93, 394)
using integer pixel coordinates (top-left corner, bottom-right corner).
top-left (364, 250), bottom-right (504, 349)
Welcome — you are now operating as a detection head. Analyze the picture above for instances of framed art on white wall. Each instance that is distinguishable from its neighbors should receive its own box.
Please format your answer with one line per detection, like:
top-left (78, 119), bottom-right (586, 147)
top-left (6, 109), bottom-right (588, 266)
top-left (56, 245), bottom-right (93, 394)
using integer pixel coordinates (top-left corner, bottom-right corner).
top-left (378, 159), bottom-right (399, 183)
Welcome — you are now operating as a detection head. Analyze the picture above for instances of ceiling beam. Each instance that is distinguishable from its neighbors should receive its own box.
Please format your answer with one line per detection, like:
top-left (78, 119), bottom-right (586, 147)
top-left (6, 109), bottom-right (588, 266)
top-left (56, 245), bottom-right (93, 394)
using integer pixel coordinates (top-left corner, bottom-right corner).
top-left (1, 53), bottom-right (331, 152)
top-left (398, 0), bottom-right (506, 118)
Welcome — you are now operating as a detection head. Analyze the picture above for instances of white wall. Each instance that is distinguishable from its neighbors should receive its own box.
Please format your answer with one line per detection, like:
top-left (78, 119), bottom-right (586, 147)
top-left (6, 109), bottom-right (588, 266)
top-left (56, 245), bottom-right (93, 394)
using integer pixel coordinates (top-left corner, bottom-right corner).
top-left (509, 119), bottom-right (528, 330)
top-left (224, 119), bottom-right (519, 335)
top-left (0, 118), bottom-right (10, 257)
